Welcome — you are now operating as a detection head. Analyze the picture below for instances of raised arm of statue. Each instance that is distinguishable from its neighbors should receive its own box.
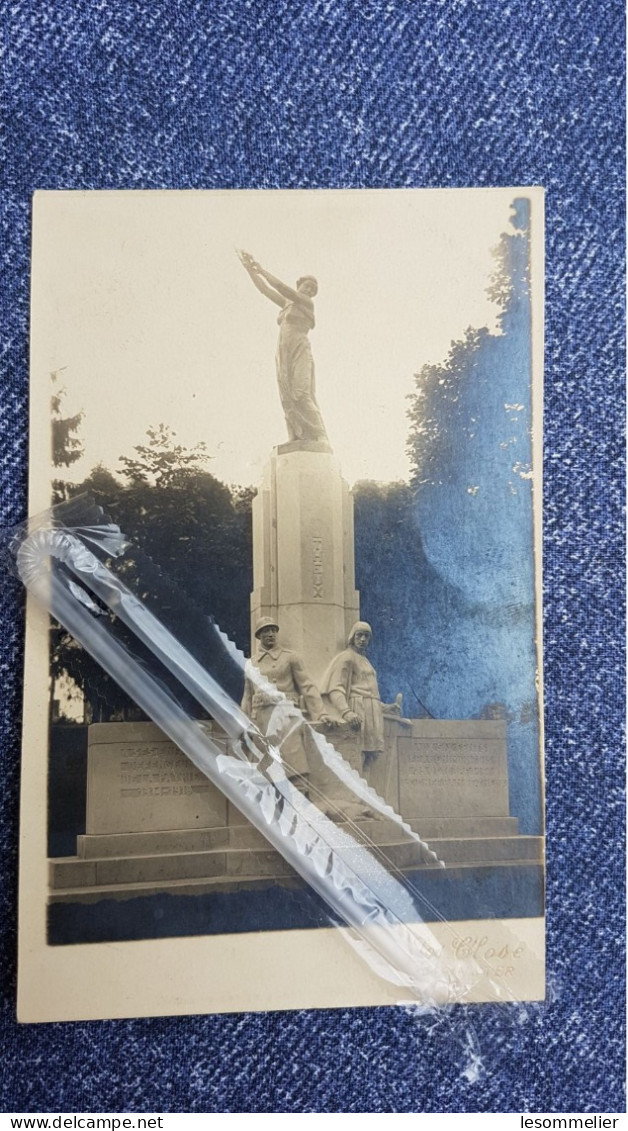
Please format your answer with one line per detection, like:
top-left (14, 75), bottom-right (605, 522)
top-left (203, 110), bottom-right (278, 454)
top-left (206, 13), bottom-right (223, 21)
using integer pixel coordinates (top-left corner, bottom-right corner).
top-left (258, 268), bottom-right (311, 308)
top-left (238, 250), bottom-right (313, 308)
top-left (237, 249), bottom-right (285, 308)
top-left (237, 247), bottom-right (327, 444)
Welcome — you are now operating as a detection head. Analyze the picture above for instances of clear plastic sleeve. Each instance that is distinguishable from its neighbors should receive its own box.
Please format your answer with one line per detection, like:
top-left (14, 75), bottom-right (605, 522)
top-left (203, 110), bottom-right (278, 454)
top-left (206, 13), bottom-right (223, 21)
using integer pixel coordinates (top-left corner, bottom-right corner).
top-left (7, 497), bottom-right (542, 1010)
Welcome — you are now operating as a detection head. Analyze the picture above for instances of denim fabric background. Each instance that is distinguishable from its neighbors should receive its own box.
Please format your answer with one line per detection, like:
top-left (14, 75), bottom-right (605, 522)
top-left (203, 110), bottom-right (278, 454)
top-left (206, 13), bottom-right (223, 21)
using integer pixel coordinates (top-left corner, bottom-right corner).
top-left (0, 0), bottom-right (624, 1114)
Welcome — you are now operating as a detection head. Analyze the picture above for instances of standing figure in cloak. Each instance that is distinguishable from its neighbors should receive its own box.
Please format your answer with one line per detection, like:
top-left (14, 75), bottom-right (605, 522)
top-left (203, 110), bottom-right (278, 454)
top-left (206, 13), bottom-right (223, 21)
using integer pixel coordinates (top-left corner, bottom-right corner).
top-left (323, 621), bottom-right (401, 774)
top-left (237, 249), bottom-right (329, 444)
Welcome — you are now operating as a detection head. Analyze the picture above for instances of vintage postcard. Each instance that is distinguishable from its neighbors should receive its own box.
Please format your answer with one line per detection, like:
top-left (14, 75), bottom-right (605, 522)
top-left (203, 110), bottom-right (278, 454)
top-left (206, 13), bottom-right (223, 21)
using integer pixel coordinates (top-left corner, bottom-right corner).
top-left (18, 188), bottom-right (545, 1021)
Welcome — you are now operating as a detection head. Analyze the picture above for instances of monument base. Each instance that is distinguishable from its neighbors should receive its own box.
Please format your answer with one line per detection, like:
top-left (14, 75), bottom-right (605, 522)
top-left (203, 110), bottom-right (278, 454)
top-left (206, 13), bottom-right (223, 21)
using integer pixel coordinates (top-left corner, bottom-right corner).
top-left (49, 722), bottom-right (544, 921)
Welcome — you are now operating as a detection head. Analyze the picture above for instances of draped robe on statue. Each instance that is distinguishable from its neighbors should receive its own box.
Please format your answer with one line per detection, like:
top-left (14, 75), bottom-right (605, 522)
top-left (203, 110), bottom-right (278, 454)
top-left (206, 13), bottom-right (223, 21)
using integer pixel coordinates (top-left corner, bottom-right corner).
top-left (276, 302), bottom-right (328, 443)
top-left (322, 647), bottom-right (385, 755)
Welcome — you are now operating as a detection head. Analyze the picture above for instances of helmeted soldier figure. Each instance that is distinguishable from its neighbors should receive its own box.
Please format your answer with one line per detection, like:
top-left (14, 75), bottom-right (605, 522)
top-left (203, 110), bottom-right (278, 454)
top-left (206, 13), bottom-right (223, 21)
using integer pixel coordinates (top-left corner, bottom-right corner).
top-left (241, 617), bottom-right (332, 787)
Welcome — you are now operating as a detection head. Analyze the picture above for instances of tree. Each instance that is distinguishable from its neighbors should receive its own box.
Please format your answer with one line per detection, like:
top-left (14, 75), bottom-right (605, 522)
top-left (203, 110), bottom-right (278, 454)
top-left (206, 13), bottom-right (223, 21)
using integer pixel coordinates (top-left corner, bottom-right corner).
top-left (353, 480), bottom-right (437, 715)
top-left (51, 372), bottom-right (84, 507)
top-left (49, 373), bottom-right (87, 721)
top-left (117, 424), bottom-right (210, 488)
top-left (401, 197), bottom-right (541, 830)
top-left (51, 371), bottom-right (84, 468)
top-left (53, 426), bottom-right (254, 721)
top-left (406, 197), bottom-right (533, 614)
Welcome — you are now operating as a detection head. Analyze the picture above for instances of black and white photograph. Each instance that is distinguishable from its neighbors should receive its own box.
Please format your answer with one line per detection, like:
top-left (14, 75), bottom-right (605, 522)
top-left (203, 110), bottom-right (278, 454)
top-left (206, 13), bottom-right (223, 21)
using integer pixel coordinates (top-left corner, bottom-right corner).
top-left (19, 187), bottom-right (545, 1021)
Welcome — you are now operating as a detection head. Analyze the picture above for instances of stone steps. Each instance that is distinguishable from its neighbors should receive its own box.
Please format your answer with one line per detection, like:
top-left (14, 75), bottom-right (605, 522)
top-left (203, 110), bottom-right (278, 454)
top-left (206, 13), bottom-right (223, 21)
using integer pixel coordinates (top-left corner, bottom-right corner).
top-left (75, 816), bottom-right (521, 859)
top-left (50, 873), bottom-right (297, 904)
top-left (48, 857), bottom-right (543, 906)
top-left (50, 834), bottom-right (543, 898)
top-left (51, 841), bottom-right (435, 889)
top-left (408, 817), bottom-right (519, 839)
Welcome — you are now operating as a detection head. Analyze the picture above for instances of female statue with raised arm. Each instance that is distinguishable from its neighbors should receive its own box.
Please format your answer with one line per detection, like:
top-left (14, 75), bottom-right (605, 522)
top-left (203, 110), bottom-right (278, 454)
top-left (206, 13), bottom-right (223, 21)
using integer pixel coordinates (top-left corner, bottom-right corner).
top-left (237, 250), bottom-right (329, 445)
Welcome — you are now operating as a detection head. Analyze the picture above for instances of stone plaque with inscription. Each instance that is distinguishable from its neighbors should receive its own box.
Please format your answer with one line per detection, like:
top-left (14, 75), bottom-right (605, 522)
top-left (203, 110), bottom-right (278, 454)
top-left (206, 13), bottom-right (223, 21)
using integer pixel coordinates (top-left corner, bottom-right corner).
top-left (396, 719), bottom-right (509, 819)
top-left (86, 722), bottom-right (228, 835)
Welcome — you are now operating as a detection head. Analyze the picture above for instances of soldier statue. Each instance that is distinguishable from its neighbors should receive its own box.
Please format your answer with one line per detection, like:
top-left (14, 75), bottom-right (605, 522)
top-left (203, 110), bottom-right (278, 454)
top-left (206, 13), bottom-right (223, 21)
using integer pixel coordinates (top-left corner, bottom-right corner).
top-left (241, 617), bottom-right (333, 792)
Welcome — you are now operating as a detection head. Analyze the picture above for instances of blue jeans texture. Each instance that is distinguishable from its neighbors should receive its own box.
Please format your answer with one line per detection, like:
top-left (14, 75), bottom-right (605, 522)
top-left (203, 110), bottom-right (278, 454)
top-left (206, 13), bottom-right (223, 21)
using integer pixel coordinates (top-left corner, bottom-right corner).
top-left (0, 0), bottom-right (624, 1114)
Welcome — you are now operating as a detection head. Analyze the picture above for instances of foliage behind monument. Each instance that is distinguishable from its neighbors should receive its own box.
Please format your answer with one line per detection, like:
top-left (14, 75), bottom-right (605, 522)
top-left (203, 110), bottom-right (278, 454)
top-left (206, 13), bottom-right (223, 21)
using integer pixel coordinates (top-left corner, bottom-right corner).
top-left (368, 198), bottom-right (540, 831)
top-left (50, 201), bottom-right (541, 833)
top-left (52, 425), bottom-right (253, 720)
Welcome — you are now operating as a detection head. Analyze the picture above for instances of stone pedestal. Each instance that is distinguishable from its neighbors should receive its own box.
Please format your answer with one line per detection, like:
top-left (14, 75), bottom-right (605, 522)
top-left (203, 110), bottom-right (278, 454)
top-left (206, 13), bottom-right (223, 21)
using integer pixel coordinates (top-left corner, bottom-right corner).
top-left (48, 441), bottom-right (543, 932)
top-left (49, 718), bottom-right (543, 908)
top-left (312, 718), bottom-right (510, 825)
top-left (250, 443), bottom-right (360, 682)
top-left (395, 719), bottom-right (510, 819)
top-left (85, 722), bottom-right (229, 838)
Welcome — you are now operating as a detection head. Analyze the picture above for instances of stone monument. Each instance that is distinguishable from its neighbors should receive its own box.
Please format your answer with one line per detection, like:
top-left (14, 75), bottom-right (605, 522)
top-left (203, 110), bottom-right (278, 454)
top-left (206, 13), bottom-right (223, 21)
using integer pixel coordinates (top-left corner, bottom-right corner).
top-left (48, 252), bottom-right (543, 925)
top-left (237, 249), bottom-right (359, 676)
top-left (249, 445), bottom-right (360, 681)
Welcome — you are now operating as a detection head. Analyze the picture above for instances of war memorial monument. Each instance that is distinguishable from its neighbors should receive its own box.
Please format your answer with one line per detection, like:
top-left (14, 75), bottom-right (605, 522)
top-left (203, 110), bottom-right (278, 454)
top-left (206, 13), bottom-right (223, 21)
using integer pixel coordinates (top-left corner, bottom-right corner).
top-left (47, 250), bottom-right (543, 934)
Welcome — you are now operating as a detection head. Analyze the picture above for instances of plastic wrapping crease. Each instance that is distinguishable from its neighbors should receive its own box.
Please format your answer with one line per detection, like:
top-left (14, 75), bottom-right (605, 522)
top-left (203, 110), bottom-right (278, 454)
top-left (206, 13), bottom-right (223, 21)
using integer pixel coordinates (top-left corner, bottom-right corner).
top-left (8, 501), bottom-right (531, 1008)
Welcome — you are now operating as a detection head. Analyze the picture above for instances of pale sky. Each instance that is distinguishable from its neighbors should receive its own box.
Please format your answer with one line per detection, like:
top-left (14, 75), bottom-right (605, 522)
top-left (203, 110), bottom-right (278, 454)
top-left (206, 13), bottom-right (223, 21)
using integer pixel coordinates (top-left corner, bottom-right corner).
top-left (31, 188), bottom-right (524, 489)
